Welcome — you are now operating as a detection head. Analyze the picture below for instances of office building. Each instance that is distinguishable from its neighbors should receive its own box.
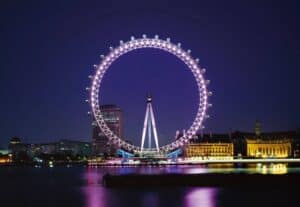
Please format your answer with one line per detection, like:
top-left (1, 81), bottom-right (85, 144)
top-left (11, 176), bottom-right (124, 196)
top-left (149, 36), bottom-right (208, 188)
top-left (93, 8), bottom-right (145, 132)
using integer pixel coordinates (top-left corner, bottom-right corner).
top-left (92, 105), bottom-right (123, 156)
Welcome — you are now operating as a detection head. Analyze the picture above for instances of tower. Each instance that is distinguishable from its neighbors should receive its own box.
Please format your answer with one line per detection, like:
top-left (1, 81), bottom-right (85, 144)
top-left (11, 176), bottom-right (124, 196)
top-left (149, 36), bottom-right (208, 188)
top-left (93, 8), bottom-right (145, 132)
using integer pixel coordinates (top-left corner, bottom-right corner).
top-left (140, 95), bottom-right (159, 152)
top-left (255, 120), bottom-right (261, 136)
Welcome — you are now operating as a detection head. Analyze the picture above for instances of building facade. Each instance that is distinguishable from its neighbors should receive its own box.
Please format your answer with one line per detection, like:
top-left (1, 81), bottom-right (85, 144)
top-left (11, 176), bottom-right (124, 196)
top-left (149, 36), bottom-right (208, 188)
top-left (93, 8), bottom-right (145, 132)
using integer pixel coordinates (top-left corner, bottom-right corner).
top-left (246, 138), bottom-right (292, 158)
top-left (184, 134), bottom-right (234, 159)
top-left (244, 122), bottom-right (294, 158)
top-left (185, 143), bottom-right (234, 158)
top-left (92, 105), bottom-right (123, 156)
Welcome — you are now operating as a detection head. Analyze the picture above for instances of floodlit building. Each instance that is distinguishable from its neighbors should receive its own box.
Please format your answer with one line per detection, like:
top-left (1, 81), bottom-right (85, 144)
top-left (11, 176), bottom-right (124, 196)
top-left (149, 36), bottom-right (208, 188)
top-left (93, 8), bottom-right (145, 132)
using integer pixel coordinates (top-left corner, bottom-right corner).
top-left (245, 132), bottom-right (293, 158)
top-left (185, 143), bottom-right (234, 158)
top-left (92, 104), bottom-right (124, 156)
top-left (184, 133), bottom-right (234, 160)
top-left (245, 122), bottom-right (294, 158)
top-left (246, 139), bottom-right (292, 158)
top-left (227, 122), bottom-right (297, 158)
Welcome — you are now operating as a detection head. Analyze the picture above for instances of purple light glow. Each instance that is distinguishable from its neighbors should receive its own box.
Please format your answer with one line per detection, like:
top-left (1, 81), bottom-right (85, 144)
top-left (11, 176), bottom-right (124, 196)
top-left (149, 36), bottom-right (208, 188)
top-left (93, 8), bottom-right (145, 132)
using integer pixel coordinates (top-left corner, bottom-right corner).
top-left (82, 168), bottom-right (106, 207)
top-left (83, 186), bottom-right (106, 207)
top-left (184, 188), bottom-right (219, 207)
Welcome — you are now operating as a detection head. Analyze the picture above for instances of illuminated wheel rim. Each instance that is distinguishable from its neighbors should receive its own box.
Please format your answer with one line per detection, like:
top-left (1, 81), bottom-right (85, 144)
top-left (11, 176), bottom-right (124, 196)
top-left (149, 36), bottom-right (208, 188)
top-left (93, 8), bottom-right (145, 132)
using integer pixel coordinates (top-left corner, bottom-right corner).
top-left (89, 34), bottom-right (211, 154)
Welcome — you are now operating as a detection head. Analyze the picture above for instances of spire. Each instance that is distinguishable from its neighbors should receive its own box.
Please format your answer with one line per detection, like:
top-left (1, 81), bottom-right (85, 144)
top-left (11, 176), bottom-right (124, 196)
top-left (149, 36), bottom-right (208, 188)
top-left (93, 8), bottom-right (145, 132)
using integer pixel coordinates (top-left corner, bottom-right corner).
top-left (255, 120), bottom-right (261, 136)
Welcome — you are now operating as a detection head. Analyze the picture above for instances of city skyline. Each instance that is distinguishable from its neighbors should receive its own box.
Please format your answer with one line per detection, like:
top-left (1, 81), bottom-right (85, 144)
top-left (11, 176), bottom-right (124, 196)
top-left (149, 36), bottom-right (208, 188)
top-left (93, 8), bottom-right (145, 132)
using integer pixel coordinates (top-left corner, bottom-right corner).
top-left (1, 1), bottom-right (299, 147)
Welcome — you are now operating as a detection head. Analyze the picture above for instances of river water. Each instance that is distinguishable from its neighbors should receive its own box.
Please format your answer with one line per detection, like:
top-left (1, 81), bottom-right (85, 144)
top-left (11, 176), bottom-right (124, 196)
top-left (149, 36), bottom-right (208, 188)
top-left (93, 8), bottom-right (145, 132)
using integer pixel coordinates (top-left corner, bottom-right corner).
top-left (0, 164), bottom-right (299, 207)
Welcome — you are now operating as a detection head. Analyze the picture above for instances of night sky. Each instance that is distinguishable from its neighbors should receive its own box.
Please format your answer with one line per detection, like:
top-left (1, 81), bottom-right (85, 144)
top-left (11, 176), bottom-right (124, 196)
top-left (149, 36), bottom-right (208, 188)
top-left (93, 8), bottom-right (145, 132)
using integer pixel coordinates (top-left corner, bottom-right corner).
top-left (1, 0), bottom-right (299, 147)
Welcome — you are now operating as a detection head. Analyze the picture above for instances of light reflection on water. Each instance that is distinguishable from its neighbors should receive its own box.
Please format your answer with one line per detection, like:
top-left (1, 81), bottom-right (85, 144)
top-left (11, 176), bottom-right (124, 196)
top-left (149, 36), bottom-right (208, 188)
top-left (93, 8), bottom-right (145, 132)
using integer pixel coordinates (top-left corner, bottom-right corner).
top-left (184, 188), bottom-right (218, 207)
top-left (0, 165), bottom-right (298, 207)
top-left (82, 167), bottom-right (220, 207)
top-left (83, 186), bottom-right (106, 207)
top-left (81, 164), bottom-right (298, 207)
top-left (255, 163), bottom-right (287, 174)
top-left (83, 167), bottom-right (107, 207)
top-left (89, 163), bottom-right (295, 176)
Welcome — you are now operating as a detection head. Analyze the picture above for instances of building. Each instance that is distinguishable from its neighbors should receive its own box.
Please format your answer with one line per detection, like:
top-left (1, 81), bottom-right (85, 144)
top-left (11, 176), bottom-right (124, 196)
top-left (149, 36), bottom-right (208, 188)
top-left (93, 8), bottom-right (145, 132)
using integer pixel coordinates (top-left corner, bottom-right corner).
top-left (92, 105), bottom-right (124, 156)
top-left (57, 139), bottom-right (92, 156)
top-left (9, 137), bottom-right (21, 145)
top-left (8, 137), bottom-right (92, 162)
top-left (8, 137), bottom-right (30, 154)
top-left (185, 143), bottom-right (234, 159)
top-left (228, 122), bottom-right (297, 158)
top-left (7, 137), bottom-right (32, 163)
top-left (184, 133), bottom-right (234, 159)
top-left (242, 122), bottom-right (294, 158)
top-left (33, 142), bottom-right (57, 154)
top-left (246, 138), bottom-right (292, 158)
top-left (293, 129), bottom-right (300, 157)
top-left (245, 131), bottom-right (294, 158)
top-left (33, 140), bottom-right (92, 156)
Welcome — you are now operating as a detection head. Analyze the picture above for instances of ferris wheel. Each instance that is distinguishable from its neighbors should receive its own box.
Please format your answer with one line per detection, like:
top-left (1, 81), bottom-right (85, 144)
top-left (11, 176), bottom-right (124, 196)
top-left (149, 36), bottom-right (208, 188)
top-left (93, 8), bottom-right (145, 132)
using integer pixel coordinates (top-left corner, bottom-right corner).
top-left (87, 34), bottom-right (212, 154)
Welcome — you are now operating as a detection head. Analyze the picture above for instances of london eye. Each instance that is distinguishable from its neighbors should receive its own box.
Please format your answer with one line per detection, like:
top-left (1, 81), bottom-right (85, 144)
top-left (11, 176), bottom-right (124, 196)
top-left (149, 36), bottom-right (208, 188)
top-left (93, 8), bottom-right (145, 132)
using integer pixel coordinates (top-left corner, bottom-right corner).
top-left (87, 34), bottom-right (212, 155)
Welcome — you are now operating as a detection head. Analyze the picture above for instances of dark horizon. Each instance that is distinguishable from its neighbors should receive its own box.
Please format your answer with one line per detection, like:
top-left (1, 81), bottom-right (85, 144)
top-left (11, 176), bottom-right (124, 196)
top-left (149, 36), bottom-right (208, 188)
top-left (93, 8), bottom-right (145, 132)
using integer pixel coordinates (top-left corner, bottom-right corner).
top-left (1, 0), bottom-right (299, 147)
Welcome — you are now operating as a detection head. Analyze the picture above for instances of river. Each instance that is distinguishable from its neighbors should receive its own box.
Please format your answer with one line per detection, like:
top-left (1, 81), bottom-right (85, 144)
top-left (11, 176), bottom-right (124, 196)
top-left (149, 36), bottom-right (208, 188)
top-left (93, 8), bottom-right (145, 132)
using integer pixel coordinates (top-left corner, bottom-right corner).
top-left (0, 164), bottom-right (299, 207)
